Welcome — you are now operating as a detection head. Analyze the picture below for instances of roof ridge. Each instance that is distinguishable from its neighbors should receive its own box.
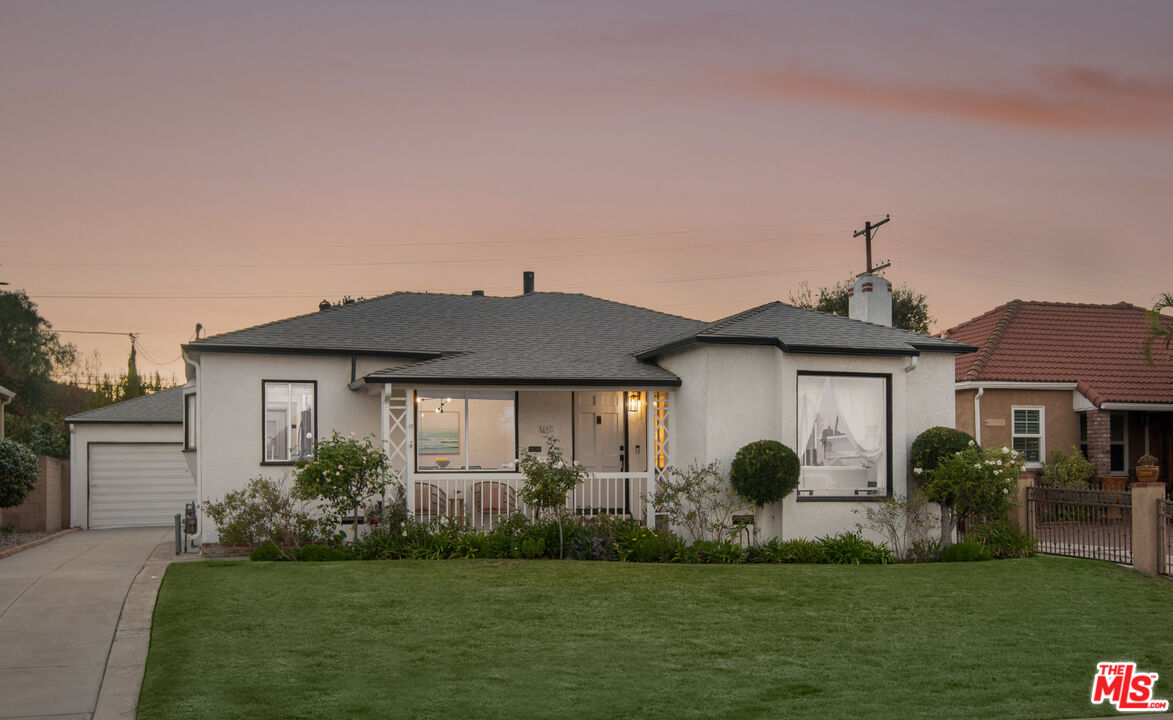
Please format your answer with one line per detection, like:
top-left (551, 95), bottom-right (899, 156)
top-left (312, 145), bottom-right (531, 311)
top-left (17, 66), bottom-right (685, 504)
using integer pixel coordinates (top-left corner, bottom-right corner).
top-left (698, 301), bottom-right (782, 335)
top-left (527, 292), bottom-right (703, 324)
top-left (965, 300), bottom-right (1021, 381)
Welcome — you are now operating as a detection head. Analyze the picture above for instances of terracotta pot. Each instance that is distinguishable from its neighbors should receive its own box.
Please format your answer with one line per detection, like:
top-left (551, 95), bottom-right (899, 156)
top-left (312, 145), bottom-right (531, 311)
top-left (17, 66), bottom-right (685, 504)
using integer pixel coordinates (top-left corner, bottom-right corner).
top-left (1135, 466), bottom-right (1159, 483)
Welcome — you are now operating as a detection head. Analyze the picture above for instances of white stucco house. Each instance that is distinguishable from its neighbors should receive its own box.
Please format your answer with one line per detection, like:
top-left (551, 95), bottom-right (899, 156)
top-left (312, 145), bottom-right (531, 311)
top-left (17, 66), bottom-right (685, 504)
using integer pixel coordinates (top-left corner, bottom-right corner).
top-left (68, 271), bottom-right (974, 543)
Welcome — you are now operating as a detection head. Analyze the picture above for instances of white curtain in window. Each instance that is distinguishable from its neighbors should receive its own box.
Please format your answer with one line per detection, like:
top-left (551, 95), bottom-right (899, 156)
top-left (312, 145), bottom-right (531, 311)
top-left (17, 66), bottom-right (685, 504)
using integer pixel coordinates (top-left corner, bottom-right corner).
top-left (829, 376), bottom-right (885, 466)
top-left (797, 377), bottom-right (827, 461)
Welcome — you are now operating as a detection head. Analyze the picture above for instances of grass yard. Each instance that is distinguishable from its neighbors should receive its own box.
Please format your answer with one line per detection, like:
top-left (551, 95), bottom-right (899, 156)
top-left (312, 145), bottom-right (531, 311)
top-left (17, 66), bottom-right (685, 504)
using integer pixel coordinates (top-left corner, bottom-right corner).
top-left (139, 557), bottom-right (1173, 720)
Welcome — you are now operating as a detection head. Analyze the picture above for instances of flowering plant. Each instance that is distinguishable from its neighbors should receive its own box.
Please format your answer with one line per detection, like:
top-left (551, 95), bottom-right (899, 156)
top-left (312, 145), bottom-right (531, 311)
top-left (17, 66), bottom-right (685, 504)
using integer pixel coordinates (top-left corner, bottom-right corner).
top-left (294, 431), bottom-right (400, 541)
top-left (918, 442), bottom-right (1024, 540)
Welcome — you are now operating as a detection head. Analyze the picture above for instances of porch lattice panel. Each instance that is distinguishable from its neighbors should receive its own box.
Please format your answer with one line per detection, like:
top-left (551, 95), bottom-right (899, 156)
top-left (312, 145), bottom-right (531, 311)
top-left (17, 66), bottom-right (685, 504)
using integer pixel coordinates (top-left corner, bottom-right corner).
top-left (652, 391), bottom-right (670, 487)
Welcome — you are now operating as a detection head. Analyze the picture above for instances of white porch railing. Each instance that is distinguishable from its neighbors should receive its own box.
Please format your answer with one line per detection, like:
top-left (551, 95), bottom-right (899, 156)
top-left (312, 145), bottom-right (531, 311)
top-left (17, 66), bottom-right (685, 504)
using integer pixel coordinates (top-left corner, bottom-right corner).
top-left (405, 472), bottom-right (652, 531)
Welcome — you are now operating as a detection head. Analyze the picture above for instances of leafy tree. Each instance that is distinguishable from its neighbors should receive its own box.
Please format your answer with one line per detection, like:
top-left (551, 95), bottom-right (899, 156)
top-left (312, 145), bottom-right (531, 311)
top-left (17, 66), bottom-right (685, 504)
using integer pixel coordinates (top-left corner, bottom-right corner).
top-left (1145, 292), bottom-right (1173, 363)
top-left (0, 436), bottom-right (39, 509)
top-left (729, 440), bottom-right (800, 507)
top-left (918, 442), bottom-right (1023, 548)
top-left (788, 277), bottom-right (934, 334)
top-left (294, 432), bottom-right (397, 541)
top-left (519, 434), bottom-right (588, 559)
top-left (0, 290), bottom-right (76, 415)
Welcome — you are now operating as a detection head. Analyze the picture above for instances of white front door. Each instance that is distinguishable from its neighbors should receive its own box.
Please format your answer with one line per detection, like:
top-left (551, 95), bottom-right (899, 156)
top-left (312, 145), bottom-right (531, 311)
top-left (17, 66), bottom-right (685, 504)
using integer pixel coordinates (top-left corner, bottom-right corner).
top-left (574, 392), bottom-right (623, 471)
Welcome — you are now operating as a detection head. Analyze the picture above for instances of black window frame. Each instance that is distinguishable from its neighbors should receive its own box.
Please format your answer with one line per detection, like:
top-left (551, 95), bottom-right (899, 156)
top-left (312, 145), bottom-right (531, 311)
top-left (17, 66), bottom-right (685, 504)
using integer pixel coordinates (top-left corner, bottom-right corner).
top-left (413, 390), bottom-right (520, 473)
top-left (260, 379), bottom-right (318, 466)
top-left (795, 370), bottom-right (893, 502)
top-left (183, 393), bottom-right (197, 451)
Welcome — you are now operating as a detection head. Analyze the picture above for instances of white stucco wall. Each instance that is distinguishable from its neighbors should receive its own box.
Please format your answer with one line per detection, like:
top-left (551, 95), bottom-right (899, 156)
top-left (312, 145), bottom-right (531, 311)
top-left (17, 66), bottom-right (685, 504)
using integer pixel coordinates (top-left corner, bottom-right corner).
top-left (68, 422), bottom-right (185, 529)
top-left (194, 351), bottom-right (407, 542)
top-left (659, 344), bottom-right (956, 542)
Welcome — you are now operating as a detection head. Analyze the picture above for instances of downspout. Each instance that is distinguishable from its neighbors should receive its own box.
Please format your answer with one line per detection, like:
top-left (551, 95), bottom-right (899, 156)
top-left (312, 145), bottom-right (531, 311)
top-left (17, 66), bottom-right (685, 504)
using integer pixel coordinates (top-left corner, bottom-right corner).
top-left (904, 356), bottom-right (919, 373)
top-left (973, 387), bottom-right (984, 446)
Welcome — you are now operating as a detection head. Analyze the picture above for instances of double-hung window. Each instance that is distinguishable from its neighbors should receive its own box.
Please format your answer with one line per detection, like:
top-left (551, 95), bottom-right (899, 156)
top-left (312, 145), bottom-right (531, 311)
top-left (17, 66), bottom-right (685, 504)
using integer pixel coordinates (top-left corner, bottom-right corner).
top-left (263, 381), bottom-right (316, 463)
top-left (416, 390), bottom-right (517, 471)
top-left (1012, 406), bottom-right (1043, 466)
top-left (797, 373), bottom-right (890, 499)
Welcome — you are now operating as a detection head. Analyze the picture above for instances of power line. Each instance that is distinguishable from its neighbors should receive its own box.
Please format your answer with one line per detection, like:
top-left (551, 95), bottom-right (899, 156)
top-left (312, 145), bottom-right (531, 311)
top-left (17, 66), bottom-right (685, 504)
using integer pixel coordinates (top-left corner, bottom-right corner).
top-left (6, 228), bottom-right (848, 270)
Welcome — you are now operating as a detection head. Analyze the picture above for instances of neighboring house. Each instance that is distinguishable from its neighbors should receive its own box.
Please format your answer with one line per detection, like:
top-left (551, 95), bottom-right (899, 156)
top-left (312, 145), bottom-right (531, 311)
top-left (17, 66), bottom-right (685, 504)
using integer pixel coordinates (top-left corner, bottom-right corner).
top-left (68, 272), bottom-right (973, 542)
top-left (65, 387), bottom-right (195, 529)
top-left (943, 300), bottom-right (1173, 483)
top-left (0, 384), bottom-right (13, 437)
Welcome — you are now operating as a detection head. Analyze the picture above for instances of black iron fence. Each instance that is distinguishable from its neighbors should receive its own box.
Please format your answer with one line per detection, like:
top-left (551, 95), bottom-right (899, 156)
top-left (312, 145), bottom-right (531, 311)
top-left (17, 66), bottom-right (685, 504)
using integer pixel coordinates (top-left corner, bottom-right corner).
top-left (1026, 487), bottom-right (1132, 564)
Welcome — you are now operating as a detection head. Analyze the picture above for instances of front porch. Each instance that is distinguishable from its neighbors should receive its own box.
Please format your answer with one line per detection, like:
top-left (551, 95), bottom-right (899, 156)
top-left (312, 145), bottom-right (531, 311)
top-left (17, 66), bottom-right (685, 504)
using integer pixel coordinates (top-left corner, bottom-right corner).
top-left (378, 386), bottom-right (672, 529)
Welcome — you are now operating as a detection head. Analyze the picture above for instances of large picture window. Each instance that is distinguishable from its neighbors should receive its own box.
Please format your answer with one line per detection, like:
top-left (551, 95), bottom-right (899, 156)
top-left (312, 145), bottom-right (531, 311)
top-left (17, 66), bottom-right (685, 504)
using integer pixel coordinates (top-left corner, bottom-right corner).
top-left (416, 390), bottom-right (516, 471)
top-left (797, 373), bottom-right (889, 499)
top-left (263, 381), bottom-right (316, 463)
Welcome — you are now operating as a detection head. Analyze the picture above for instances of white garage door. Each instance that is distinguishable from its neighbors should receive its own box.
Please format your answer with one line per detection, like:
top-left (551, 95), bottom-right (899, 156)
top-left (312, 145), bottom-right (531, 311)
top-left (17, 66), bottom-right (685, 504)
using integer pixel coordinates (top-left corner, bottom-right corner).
top-left (89, 443), bottom-right (195, 529)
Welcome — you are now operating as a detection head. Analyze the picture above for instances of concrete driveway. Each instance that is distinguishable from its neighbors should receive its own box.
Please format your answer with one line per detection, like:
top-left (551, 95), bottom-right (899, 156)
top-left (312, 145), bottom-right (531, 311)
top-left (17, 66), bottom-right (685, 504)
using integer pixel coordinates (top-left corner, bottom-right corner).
top-left (0, 527), bottom-right (172, 720)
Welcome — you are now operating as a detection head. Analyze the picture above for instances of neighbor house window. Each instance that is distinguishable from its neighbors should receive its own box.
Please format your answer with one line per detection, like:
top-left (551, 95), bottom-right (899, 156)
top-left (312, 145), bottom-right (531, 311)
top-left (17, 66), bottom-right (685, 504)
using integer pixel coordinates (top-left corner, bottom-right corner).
top-left (416, 390), bottom-right (516, 471)
top-left (263, 381), bottom-right (315, 463)
top-left (1109, 413), bottom-right (1127, 474)
top-left (184, 394), bottom-right (197, 451)
top-left (1012, 406), bottom-right (1043, 465)
top-left (797, 373), bottom-right (889, 499)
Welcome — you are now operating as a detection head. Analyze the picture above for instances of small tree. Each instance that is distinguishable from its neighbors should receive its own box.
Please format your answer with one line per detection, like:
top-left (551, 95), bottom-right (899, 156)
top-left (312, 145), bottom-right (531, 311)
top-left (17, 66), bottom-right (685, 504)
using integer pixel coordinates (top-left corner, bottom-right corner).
top-left (0, 436), bottom-right (39, 510)
top-left (919, 442), bottom-right (1023, 547)
top-left (729, 440), bottom-right (800, 507)
top-left (1145, 292), bottom-right (1173, 363)
top-left (910, 426), bottom-right (974, 546)
top-left (294, 432), bottom-right (397, 542)
top-left (519, 434), bottom-right (588, 559)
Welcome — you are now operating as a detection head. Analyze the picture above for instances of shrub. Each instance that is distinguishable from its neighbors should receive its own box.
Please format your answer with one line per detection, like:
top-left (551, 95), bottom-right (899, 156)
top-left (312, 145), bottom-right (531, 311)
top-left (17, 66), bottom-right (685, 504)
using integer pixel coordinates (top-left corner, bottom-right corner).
top-left (249, 543), bottom-right (286, 562)
top-left (940, 540), bottom-right (990, 562)
top-left (910, 427), bottom-right (975, 478)
top-left (729, 440), bottom-right (800, 507)
top-left (920, 443), bottom-right (1023, 548)
top-left (817, 531), bottom-right (894, 565)
top-left (748, 537), bottom-right (826, 564)
top-left (615, 526), bottom-right (678, 563)
top-left (519, 434), bottom-right (588, 559)
top-left (203, 475), bottom-right (334, 560)
top-left (1039, 446), bottom-right (1096, 489)
top-left (652, 461), bottom-right (750, 542)
top-left (0, 436), bottom-right (38, 508)
top-left (294, 432), bottom-right (397, 541)
top-left (854, 493), bottom-right (939, 561)
top-left (691, 539), bottom-right (746, 564)
top-left (965, 520), bottom-right (1035, 559)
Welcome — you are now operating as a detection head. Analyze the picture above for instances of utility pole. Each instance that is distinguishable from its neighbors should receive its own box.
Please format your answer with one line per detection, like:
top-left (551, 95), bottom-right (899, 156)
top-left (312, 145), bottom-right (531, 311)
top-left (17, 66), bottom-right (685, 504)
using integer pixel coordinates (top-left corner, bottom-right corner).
top-left (853, 215), bottom-right (891, 276)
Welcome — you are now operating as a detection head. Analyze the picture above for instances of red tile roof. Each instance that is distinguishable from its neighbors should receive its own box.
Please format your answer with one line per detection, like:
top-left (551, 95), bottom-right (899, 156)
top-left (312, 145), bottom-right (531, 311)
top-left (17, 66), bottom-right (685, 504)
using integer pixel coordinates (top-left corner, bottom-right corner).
top-left (943, 300), bottom-right (1173, 406)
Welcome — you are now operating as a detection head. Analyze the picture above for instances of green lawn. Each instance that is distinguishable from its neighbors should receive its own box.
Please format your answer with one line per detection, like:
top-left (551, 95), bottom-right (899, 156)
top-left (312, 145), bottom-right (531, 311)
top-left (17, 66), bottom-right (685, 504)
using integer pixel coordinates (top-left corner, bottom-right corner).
top-left (139, 557), bottom-right (1173, 720)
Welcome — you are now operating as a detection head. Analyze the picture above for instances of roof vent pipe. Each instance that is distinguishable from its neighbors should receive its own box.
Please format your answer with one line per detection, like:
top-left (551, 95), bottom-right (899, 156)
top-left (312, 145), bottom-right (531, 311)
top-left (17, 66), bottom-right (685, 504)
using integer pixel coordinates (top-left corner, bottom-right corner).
top-left (318, 299), bottom-right (330, 311)
top-left (471, 290), bottom-right (485, 296)
top-left (523, 271), bottom-right (534, 295)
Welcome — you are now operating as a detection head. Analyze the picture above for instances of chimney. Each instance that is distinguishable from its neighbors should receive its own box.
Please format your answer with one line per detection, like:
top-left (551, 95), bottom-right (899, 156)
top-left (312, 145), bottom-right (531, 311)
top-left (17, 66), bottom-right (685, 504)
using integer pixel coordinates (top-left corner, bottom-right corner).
top-left (848, 273), bottom-right (892, 326)
top-left (523, 270), bottom-right (534, 295)
top-left (471, 289), bottom-right (484, 296)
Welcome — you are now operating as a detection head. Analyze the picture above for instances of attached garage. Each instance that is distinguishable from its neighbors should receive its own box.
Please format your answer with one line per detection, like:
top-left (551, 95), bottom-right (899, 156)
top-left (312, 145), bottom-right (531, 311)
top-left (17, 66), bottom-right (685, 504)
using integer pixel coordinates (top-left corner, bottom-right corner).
top-left (67, 387), bottom-right (196, 529)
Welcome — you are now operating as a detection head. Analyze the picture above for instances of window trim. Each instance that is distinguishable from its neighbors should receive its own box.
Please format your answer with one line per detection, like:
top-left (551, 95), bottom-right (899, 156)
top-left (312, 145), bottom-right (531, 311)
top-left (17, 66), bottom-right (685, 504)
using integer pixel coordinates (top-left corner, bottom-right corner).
top-left (260, 379), bottom-right (318, 466)
top-left (1108, 412), bottom-right (1128, 476)
top-left (183, 393), bottom-right (197, 452)
top-left (795, 370), bottom-right (893, 503)
top-left (1011, 405), bottom-right (1045, 468)
top-left (413, 390), bottom-right (520, 474)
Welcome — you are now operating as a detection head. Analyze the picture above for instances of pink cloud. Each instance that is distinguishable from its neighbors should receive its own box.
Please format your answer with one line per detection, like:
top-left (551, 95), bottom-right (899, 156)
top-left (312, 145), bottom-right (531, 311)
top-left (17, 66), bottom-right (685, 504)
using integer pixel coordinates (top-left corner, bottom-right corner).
top-left (726, 64), bottom-right (1173, 134)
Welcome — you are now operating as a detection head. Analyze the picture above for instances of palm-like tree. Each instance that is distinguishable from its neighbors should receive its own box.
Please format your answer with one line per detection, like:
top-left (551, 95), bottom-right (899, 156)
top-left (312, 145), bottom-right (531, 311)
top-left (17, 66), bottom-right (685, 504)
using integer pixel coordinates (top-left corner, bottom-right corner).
top-left (1145, 292), bottom-right (1173, 363)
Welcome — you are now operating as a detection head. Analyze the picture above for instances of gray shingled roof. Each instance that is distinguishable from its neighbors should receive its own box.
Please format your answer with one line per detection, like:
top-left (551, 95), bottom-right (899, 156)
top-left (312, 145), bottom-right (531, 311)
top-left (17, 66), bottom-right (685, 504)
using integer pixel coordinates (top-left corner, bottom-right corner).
top-left (66, 386), bottom-right (185, 424)
top-left (636, 302), bottom-right (976, 359)
top-left (189, 292), bottom-right (706, 386)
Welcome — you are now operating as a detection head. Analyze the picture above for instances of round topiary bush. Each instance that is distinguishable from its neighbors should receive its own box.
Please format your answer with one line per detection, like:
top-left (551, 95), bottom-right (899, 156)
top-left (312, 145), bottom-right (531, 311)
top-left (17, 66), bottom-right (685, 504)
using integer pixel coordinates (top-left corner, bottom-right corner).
top-left (910, 426), bottom-right (974, 475)
top-left (729, 440), bottom-right (800, 507)
top-left (0, 436), bottom-right (39, 509)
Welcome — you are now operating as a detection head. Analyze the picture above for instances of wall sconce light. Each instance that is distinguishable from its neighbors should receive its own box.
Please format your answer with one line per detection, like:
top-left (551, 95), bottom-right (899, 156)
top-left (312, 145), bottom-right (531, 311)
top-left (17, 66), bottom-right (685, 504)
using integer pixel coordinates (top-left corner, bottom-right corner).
top-left (627, 392), bottom-right (643, 413)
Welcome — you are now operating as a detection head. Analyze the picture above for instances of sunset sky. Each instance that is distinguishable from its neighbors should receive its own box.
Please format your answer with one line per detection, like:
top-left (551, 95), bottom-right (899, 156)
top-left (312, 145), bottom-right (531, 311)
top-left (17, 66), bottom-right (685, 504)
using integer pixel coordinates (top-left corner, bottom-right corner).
top-left (3, 1), bottom-right (1172, 381)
